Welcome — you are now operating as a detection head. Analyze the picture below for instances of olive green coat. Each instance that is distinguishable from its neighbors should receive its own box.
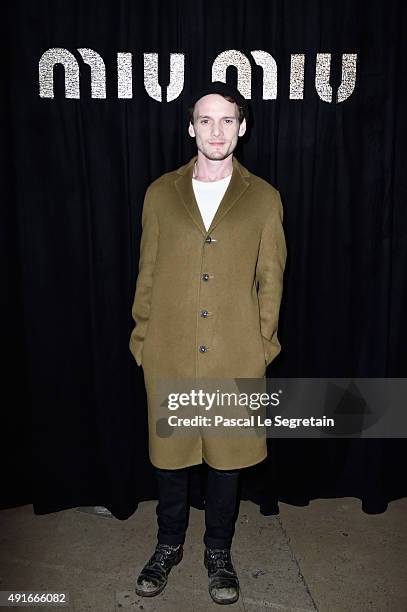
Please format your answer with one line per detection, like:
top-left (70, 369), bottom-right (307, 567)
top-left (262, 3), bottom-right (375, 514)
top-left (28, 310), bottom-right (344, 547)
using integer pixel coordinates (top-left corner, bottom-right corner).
top-left (129, 155), bottom-right (287, 469)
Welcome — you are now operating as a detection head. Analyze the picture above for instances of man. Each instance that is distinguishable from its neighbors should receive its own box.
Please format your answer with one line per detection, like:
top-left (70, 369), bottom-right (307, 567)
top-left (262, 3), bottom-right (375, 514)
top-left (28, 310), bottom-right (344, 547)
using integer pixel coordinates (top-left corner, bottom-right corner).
top-left (129, 82), bottom-right (287, 605)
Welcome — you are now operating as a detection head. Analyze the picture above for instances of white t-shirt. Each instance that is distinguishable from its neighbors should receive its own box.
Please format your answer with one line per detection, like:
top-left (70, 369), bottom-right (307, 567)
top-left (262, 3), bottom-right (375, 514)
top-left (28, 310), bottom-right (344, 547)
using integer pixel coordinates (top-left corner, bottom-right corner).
top-left (192, 175), bottom-right (232, 231)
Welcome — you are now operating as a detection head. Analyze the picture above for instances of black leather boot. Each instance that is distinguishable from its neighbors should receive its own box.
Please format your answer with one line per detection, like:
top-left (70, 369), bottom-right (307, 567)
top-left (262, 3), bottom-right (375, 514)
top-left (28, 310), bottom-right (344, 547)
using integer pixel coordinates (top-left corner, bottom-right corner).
top-left (135, 543), bottom-right (183, 597)
top-left (204, 547), bottom-right (240, 605)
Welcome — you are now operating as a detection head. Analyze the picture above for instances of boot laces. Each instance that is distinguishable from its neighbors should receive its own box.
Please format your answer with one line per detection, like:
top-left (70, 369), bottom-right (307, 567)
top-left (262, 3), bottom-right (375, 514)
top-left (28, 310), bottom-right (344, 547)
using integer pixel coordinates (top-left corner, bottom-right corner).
top-left (151, 544), bottom-right (180, 566)
top-left (208, 549), bottom-right (232, 570)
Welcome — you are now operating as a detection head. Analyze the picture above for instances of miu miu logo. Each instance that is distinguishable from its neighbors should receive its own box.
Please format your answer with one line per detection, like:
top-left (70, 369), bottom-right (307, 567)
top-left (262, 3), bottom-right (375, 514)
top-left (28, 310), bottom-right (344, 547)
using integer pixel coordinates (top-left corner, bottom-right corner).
top-left (39, 48), bottom-right (357, 103)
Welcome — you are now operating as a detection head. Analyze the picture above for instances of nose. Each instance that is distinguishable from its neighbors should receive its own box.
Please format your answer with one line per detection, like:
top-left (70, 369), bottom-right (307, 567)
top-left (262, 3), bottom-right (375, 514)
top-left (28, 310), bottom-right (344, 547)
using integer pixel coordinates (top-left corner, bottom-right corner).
top-left (211, 122), bottom-right (223, 137)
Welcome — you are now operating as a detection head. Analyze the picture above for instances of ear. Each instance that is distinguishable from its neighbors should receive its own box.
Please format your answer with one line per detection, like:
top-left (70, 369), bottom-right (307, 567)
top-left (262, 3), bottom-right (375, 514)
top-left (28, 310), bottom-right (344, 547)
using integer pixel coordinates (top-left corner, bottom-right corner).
top-left (238, 118), bottom-right (247, 137)
top-left (188, 122), bottom-right (195, 138)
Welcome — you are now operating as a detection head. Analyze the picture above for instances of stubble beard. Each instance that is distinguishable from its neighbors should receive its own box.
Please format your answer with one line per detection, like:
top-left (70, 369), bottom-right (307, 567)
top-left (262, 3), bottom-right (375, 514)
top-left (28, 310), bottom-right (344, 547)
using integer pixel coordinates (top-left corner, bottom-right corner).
top-left (198, 138), bottom-right (237, 161)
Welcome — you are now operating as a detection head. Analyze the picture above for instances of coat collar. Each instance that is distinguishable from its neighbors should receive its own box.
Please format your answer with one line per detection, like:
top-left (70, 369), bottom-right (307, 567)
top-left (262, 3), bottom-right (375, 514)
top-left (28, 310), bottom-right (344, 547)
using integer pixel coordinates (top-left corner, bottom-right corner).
top-left (174, 155), bottom-right (250, 236)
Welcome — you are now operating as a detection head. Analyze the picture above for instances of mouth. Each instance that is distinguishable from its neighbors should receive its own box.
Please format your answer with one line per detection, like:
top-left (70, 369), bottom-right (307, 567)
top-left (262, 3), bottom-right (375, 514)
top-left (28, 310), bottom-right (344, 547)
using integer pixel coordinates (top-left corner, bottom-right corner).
top-left (209, 142), bottom-right (225, 146)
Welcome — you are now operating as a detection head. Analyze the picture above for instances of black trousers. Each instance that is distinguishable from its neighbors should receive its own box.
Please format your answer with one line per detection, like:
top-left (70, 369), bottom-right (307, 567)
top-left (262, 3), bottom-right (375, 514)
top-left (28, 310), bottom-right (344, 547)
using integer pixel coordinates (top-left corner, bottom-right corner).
top-left (155, 464), bottom-right (240, 550)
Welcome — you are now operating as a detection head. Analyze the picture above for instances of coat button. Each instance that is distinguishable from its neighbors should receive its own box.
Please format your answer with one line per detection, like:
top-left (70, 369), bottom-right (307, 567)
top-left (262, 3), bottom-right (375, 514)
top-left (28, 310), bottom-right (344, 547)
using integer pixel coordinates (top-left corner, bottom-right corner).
top-left (205, 236), bottom-right (212, 243)
top-left (200, 310), bottom-right (209, 318)
top-left (202, 273), bottom-right (209, 281)
top-left (199, 345), bottom-right (208, 353)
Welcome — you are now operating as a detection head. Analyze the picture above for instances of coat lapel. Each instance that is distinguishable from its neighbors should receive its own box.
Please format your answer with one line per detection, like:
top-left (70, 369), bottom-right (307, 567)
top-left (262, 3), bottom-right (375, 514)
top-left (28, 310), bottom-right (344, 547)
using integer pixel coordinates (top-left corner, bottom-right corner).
top-left (174, 156), bottom-right (206, 235)
top-left (208, 157), bottom-right (250, 233)
top-left (174, 155), bottom-right (250, 236)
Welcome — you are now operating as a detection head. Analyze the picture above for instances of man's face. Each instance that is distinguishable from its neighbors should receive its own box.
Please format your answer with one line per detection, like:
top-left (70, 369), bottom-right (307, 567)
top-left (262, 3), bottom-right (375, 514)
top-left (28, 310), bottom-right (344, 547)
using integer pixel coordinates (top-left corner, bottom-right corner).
top-left (188, 94), bottom-right (246, 161)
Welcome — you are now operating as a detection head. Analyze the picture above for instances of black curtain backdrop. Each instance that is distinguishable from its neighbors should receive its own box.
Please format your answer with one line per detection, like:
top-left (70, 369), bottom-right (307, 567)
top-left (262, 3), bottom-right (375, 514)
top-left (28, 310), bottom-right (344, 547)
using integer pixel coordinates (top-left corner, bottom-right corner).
top-left (2, 0), bottom-right (406, 518)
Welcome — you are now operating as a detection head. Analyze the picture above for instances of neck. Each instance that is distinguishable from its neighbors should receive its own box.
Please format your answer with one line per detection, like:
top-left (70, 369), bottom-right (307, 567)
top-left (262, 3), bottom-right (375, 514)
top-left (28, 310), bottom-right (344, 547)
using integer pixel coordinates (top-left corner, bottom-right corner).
top-left (193, 152), bottom-right (233, 182)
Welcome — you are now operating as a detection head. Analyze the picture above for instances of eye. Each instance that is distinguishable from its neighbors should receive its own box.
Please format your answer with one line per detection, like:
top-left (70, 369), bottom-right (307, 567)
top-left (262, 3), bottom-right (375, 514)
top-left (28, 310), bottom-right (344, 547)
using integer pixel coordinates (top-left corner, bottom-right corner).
top-left (200, 119), bottom-right (209, 124)
top-left (224, 119), bottom-right (234, 124)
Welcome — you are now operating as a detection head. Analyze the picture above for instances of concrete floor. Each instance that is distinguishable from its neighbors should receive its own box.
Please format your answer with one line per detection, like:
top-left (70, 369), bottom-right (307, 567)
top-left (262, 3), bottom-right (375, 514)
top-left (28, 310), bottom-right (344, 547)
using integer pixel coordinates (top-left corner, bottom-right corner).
top-left (0, 497), bottom-right (406, 611)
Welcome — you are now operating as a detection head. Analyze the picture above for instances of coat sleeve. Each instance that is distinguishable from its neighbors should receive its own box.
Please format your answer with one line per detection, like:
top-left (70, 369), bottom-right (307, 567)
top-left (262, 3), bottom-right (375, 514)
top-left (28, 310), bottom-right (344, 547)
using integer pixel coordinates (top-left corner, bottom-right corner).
top-left (129, 186), bottom-right (159, 366)
top-left (255, 190), bottom-right (287, 367)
